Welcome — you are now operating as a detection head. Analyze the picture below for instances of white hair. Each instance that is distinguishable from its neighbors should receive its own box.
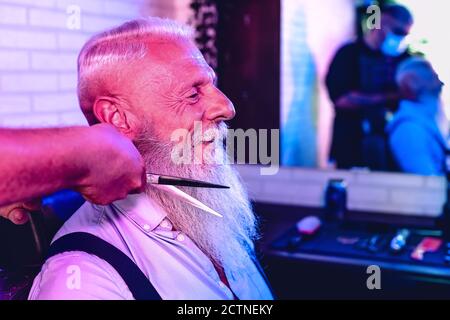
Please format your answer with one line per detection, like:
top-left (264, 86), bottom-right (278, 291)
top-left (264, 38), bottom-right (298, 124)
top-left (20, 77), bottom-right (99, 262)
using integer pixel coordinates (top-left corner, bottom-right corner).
top-left (396, 57), bottom-right (434, 88)
top-left (134, 122), bottom-right (259, 277)
top-left (77, 17), bottom-right (194, 124)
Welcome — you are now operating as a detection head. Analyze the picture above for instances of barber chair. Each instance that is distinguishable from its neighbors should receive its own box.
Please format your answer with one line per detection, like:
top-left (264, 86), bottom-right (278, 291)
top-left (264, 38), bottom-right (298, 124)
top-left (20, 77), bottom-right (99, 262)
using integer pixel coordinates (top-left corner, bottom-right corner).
top-left (0, 190), bottom-right (85, 299)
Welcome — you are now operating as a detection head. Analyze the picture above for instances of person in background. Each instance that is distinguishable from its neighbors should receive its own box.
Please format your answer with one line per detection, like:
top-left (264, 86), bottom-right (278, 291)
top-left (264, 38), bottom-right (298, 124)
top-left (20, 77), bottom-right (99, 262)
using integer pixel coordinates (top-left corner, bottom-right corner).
top-left (387, 57), bottom-right (446, 175)
top-left (326, 4), bottom-right (413, 170)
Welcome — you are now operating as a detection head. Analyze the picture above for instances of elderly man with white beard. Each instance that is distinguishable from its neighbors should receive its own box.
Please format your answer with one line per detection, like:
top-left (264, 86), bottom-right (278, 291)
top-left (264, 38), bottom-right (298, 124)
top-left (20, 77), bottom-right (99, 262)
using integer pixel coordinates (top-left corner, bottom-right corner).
top-left (28, 17), bottom-right (273, 300)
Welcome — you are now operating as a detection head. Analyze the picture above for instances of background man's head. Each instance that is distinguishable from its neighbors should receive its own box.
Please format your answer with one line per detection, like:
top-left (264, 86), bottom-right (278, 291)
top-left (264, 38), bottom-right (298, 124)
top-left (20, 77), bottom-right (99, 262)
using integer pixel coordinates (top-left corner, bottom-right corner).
top-left (77, 18), bottom-right (235, 147)
top-left (369, 4), bottom-right (413, 55)
top-left (396, 57), bottom-right (444, 102)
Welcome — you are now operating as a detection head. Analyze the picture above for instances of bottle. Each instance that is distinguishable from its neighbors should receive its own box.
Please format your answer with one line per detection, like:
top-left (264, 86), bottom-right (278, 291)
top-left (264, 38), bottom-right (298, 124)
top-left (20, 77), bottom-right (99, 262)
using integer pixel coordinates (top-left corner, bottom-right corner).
top-left (325, 179), bottom-right (347, 221)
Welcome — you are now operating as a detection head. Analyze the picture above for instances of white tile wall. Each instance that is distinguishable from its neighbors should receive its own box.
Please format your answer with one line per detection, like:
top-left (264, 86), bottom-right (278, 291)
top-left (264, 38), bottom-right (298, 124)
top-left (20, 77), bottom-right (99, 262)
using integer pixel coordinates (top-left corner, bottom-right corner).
top-left (0, 0), bottom-right (191, 128)
top-left (235, 165), bottom-right (447, 218)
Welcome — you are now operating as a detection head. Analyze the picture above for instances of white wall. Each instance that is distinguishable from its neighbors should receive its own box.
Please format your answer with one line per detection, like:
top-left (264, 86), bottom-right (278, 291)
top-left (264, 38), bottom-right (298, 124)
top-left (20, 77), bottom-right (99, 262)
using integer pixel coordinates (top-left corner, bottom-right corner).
top-left (236, 165), bottom-right (446, 218)
top-left (0, 0), bottom-right (190, 128)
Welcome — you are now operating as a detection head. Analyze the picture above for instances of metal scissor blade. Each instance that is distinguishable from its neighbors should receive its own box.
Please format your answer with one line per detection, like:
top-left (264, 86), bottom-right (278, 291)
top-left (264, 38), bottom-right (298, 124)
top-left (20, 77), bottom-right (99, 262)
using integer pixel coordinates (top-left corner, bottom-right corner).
top-left (151, 184), bottom-right (223, 218)
top-left (147, 173), bottom-right (229, 189)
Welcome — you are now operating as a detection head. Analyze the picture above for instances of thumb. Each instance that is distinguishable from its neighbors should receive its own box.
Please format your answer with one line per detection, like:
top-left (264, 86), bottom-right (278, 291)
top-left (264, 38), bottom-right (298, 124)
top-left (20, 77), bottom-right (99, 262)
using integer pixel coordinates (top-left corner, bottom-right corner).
top-left (8, 208), bottom-right (29, 225)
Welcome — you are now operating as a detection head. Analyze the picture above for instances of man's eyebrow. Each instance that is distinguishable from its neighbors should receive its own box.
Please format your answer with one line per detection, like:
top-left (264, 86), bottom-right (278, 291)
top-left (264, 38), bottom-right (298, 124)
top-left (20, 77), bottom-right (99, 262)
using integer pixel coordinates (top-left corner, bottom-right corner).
top-left (182, 70), bottom-right (217, 90)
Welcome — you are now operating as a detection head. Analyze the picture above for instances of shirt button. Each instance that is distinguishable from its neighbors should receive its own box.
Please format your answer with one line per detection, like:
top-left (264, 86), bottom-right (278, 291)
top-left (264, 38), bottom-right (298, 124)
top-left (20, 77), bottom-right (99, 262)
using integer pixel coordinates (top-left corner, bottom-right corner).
top-left (176, 234), bottom-right (185, 242)
top-left (143, 224), bottom-right (151, 231)
top-left (161, 220), bottom-right (172, 229)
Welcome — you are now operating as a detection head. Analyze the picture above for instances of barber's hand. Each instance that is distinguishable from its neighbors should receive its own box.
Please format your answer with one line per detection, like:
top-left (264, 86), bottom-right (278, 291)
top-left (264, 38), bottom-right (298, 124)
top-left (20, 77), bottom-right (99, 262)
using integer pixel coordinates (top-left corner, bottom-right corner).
top-left (76, 124), bottom-right (146, 205)
top-left (0, 200), bottom-right (41, 225)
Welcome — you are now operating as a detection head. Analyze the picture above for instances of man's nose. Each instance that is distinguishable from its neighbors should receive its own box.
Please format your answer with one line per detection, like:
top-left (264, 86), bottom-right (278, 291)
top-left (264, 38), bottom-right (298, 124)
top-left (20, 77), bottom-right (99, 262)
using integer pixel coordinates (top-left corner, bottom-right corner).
top-left (204, 88), bottom-right (236, 123)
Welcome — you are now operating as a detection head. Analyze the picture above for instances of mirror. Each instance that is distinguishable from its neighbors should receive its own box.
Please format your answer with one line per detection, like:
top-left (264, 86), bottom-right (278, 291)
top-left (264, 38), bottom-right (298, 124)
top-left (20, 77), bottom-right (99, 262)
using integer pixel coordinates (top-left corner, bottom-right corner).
top-left (280, 0), bottom-right (450, 176)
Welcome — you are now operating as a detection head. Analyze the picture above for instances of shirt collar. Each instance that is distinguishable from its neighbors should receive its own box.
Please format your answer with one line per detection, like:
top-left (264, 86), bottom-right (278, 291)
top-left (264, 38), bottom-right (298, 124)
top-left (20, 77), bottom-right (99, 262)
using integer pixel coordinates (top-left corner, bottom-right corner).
top-left (111, 193), bottom-right (167, 232)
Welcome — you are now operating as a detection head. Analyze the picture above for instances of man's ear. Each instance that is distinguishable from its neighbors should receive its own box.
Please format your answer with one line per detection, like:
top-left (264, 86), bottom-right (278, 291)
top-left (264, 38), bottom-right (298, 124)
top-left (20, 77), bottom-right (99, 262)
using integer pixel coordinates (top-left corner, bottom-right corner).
top-left (92, 97), bottom-right (139, 139)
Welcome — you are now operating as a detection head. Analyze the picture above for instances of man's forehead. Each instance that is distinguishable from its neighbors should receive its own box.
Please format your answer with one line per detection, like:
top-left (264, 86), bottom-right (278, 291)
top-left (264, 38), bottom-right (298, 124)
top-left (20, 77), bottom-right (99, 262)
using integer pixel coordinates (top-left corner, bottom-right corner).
top-left (146, 40), bottom-right (203, 65)
top-left (144, 40), bottom-right (213, 78)
top-left (168, 55), bottom-right (212, 74)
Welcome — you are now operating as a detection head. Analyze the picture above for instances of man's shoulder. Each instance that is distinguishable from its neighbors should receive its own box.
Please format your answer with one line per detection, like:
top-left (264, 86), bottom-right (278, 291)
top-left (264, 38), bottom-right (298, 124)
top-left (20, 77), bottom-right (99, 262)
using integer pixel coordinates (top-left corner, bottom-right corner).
top-left (388, 117), bottom-right (432, 153)
top-left (53, 201), bottom-right (112, 243)
top-left (388, 104), bottom-right (433, 137)
top-left (29, 200), bottom-right (143, 300)
top-left (389, 117), bottom-right (426, 136)
top-left (334, 40), bottom-right (362, 56)
top-left (328, 40), bottom-right (361, 73)
top-left (28, 251), bottom-right (133, 300)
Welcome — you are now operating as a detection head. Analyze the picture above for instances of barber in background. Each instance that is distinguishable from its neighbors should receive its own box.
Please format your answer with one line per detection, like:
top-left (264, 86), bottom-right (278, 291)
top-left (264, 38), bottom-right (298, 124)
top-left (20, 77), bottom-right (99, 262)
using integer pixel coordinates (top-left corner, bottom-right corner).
top-left (0, 124), bottom-right (145, 224)
top-left (326, 4), bottom-right (413, 170)
top-left (387, 58), bottom-right (446, 175)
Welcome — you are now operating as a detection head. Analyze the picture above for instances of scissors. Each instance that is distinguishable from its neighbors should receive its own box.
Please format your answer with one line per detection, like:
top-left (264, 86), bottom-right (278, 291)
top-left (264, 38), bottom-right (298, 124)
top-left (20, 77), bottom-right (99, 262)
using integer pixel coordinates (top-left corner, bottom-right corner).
top-left (146, 173), bottom-right (229, 218)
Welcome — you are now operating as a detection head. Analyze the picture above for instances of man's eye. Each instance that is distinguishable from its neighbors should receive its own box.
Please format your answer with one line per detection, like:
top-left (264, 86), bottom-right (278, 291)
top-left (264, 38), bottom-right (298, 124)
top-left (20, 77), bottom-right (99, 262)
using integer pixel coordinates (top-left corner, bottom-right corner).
top-left (187, 90), bottom-right (200, 101)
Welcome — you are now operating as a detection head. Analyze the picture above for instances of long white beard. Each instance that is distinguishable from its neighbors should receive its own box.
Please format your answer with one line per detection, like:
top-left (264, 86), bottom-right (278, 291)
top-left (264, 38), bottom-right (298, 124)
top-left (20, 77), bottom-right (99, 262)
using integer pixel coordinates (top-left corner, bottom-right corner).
top-left (134, 123), bottom-right (259, 277)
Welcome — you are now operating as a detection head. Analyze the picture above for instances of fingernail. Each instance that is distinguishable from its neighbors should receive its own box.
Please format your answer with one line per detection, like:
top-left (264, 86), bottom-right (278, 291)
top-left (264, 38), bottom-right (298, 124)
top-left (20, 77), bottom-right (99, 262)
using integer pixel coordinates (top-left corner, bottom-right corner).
top-left (13, 210), bottom-right (26, 223)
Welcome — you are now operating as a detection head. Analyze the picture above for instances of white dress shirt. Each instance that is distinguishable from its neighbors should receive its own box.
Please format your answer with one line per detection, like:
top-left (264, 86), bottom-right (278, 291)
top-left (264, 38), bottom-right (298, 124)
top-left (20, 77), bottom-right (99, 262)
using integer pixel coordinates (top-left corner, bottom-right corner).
top-left (28, 193), bottom-right (273, 300)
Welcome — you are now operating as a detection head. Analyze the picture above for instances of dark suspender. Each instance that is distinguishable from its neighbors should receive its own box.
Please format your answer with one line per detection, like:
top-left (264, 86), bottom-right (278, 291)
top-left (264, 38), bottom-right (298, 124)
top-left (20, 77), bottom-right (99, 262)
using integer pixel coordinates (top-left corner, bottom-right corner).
top-left (251, 254), bottom-right (275, 298)
top-left (48, 232), bottom-right (161, 300)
